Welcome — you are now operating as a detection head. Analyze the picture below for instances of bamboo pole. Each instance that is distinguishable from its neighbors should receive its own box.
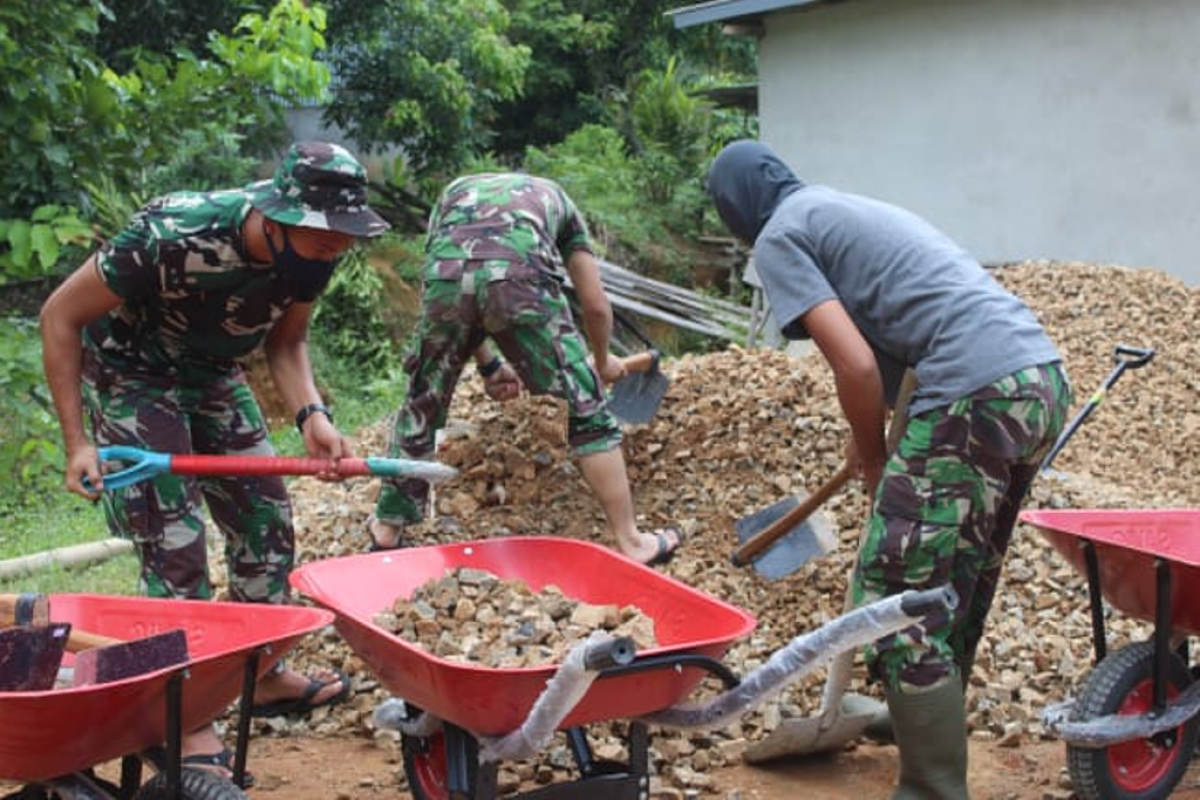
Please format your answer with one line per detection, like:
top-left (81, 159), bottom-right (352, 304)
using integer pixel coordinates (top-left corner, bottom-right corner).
top-left (0, 538), bottom-right (134, 582)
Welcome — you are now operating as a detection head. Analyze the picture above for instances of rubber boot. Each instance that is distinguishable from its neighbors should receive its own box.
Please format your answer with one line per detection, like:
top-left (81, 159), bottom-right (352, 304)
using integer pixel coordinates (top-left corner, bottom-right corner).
top-left (867, 658), bottom-right (973, 745)
top-left (887, 675), bottom-right (969, 800)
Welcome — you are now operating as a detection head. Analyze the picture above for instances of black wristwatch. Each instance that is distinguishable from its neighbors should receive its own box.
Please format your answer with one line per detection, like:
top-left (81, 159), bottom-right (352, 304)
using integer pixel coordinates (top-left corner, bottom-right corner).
top-left (295, 402), bottom-right (333, 433)
top-left (478, 356), bottom-right (503, 378)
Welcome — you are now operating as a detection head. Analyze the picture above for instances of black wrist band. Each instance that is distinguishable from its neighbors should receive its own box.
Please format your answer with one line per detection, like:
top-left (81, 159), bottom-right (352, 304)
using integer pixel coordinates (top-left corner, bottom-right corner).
top-left (295, 402), bottom-right (333, 433)
top-left (479, 356), bottom-right (503, 379)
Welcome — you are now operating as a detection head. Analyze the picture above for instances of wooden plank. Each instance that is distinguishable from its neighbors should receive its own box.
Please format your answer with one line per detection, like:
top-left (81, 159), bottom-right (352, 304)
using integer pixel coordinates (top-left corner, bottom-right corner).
top-left (566, 259), bottom-right (755, 344)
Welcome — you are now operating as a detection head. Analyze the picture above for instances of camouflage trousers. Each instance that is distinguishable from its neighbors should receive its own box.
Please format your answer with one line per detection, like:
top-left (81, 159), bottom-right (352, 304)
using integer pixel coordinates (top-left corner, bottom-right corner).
top-left (376, 263), bottom-right (621, 526)
top-left (83, 351), bottom-right (293, 602)
top-left (850, 362), bottom-right (1072, 693)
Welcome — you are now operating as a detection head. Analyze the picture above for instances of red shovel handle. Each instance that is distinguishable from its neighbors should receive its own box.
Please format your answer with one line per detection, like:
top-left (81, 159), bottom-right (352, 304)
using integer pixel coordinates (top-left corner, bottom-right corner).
top-left (170, 454), bottom-right (370, 477)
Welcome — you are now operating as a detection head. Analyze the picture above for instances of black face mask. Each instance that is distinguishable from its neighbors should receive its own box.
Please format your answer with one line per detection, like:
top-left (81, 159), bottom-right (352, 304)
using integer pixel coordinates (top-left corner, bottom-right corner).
top-left (265, 220), bottom-right (337, 301)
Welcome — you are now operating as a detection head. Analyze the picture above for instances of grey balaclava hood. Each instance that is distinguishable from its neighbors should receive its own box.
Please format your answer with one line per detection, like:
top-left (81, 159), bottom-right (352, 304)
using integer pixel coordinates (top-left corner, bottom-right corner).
top-left (706, 140), bottom-right (805, 242)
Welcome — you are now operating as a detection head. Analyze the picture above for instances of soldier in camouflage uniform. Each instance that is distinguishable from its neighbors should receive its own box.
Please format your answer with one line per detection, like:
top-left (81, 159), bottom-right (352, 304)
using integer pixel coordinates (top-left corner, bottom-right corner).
top-left (367, 172), bottom-right (683, 567)
top-left (707, 140), bottom-right (1072, 800)
top-left (40, 141), bottom-right (389, 781)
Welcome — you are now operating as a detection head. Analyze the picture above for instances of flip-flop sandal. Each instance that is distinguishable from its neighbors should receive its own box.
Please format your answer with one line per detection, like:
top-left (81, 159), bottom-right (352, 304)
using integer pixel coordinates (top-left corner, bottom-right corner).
top-left (250, 668), bottom-right (351, 718)
top-left (181, 747), bottom-right (255, 788)
top-left (643, 526), bottom-right (683, 567)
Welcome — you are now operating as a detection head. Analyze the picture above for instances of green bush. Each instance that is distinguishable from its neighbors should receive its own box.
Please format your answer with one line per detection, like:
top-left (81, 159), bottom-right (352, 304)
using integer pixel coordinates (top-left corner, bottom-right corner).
top-left (0, 317), bottom-right (62, 505)
top-left (308, 247), bottom-right (409, 433)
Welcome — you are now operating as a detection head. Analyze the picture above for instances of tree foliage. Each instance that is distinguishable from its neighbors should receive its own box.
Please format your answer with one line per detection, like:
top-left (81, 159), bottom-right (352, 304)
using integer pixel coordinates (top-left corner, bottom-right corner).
top-left (321, 0), bottom-right (531, 178)
top-left (94, 0), bottom-right (271, 72)
top-left (491, 0), bottom-right (754, 160)
top-left (0, 0), bottom-right (331, 280)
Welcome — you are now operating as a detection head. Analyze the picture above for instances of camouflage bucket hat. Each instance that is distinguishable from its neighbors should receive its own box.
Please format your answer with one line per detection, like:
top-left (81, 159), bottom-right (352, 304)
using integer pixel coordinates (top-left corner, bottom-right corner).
top-left (246, 141), bottom-right (390, 237)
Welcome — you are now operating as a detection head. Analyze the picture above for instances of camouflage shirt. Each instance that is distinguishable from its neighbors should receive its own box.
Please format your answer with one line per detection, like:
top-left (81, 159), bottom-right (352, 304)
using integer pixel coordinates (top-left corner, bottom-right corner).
top-left (423, 173), bottom-right (593, 281)
top-left (86, 189), bottom-right (310, 376)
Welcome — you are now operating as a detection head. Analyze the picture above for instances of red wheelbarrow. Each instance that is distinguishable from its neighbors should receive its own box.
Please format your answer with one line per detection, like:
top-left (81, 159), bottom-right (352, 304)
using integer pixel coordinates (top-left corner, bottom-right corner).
top-left (1021, 508), bottom-right (1200, 800)
top-left (0, 593), bottom-right (333, 799)
top-left (291, 536), bottom-right (954, 799)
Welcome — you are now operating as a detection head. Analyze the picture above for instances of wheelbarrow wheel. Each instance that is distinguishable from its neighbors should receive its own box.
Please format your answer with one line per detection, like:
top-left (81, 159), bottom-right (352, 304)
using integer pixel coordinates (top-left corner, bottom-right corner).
top-left (132, 768), bottom-right (249, 800)
top-left (401, 704), bottom-right (479, 800)
top-left (1066, 640), bottom-right (1199, 800)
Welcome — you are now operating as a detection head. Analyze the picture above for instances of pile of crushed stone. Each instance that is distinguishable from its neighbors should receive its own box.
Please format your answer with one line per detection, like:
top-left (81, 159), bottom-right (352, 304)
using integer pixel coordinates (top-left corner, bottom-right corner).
top-left (240, 259), bottom-right (1197, 795)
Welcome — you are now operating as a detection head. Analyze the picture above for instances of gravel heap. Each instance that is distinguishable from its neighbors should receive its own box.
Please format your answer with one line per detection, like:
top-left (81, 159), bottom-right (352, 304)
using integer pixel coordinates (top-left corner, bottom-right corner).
top-left (248, 259), bottom-right (1197, 794)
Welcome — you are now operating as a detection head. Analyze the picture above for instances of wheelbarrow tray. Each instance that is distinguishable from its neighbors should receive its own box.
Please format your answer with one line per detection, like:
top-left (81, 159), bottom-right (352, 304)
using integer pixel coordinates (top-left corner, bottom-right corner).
top-left (0, 593), bottom-right (333, 782)
top-left (290, 536), bottom-right (757, 736)
top-left (1021, 508), bottom-right (1200, 637)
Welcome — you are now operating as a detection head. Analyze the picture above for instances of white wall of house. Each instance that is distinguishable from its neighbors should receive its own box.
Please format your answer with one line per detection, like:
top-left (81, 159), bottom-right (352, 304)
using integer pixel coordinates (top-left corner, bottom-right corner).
top-left (285, 108), bottom-right (400, 178)
top-left (757, 0), bottom-right (1200, 286)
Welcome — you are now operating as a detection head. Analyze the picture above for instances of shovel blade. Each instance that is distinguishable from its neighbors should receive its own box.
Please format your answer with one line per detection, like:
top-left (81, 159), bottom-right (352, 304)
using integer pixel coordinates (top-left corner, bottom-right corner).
top-left (72, 628), bottom-right (189, 686)
top-left (743, 693), bottom-right (886, 762)
top-left (607, 369), bottom-right (669, 425)
top-left (735, 497), bottom-right (838, 580)
top-left (0, 622), bottom-right (71, 691)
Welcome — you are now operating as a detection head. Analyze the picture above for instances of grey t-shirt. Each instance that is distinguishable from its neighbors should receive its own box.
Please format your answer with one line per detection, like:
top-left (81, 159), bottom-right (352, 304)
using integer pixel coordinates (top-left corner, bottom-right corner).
top-left (754, 185), bottom-right (1061, 415)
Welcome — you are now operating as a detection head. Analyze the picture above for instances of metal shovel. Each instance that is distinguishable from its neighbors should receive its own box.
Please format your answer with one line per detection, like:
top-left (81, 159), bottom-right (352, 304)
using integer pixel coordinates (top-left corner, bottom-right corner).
top-left (731, 466), bottom-right (850, 580)
top-left (744, 639), bottom-right (887, 762)
top-left (733, 371), bottom-right (918, 581)
top-left (607, 350), bottom-right (670, 425)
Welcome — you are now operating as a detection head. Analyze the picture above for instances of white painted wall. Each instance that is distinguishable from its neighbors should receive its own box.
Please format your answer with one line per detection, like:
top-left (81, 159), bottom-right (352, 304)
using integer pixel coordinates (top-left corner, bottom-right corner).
top-left (757, 0), bottom-right (1200, 286)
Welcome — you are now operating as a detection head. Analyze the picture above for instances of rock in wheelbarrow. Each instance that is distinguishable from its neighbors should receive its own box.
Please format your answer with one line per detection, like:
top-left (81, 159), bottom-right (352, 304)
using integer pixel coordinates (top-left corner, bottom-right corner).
top-left (72, 629), bottom-right (189, 686)
top-left (0, 622), bottom-right (72, 691)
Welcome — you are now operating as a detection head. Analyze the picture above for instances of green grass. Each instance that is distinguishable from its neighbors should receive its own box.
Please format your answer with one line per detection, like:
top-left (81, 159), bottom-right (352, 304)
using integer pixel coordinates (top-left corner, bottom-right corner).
top-left (0, 498), bottom-right (140, 594)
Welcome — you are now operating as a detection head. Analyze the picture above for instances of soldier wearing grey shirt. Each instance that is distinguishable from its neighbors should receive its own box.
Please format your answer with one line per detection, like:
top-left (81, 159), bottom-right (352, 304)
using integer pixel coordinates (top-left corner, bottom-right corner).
top-left (708, 140), bottom-right (1072, 800)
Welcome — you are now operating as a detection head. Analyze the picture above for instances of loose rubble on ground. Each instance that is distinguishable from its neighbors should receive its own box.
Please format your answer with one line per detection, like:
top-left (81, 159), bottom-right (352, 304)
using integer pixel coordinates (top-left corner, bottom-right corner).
top-left (229, 260), bottom-right (1198, 795)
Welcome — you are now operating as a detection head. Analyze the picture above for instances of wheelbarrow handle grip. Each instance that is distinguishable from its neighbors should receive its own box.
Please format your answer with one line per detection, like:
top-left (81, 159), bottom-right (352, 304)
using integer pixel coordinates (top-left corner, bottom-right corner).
top-left (899, 586), bottom-right (958, 619)
top-left (89, 446), bottom-right (457, 491)
top-left (582, 635), bottom-right (637, 671)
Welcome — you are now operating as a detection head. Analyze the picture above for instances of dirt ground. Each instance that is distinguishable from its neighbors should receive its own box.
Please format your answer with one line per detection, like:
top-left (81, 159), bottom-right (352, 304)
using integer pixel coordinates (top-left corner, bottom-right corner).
top-left (12, 714), bottom-right (1200, 800)
top-left (230, 732), bottom-right (1200, 799)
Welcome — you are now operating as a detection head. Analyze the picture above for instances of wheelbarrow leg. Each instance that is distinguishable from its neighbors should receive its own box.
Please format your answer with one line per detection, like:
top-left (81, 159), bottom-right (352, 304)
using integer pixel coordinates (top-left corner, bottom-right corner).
top-left (1082, 540), bottom-right (1107, 664)
top-left (563, 723), bottom-right (650, 782)
top-left (443, 722), bottom-right (482, 799)
top-left (119, 754), bottom-right (143, 797)
top-left (228, 649), bottom-right (261, 789)
top-left (164, 671), bottom-right (183, 800)
top-left (1154, 556), bottom-right (1175, 710)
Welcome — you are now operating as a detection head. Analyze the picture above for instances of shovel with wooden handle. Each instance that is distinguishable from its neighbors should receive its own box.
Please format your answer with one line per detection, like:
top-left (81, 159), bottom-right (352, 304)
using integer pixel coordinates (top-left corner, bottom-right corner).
top-left (607, 350), bottom-right (670, 425)
top-left (733, 370), bottom-right (919, 581)
top-left (745, 372), bottom-right (918, 760)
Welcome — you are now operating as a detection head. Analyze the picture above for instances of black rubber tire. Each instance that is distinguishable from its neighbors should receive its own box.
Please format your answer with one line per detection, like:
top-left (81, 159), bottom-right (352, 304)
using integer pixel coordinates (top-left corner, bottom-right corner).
top-left (401, 705), bottom-right (478, 800)
top-left (6, 770), bottom-right (122, 799)
top-left (1066, 640), bottom-right (1199, 800)
top-left (132, 768), bottom-right (249, 800)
